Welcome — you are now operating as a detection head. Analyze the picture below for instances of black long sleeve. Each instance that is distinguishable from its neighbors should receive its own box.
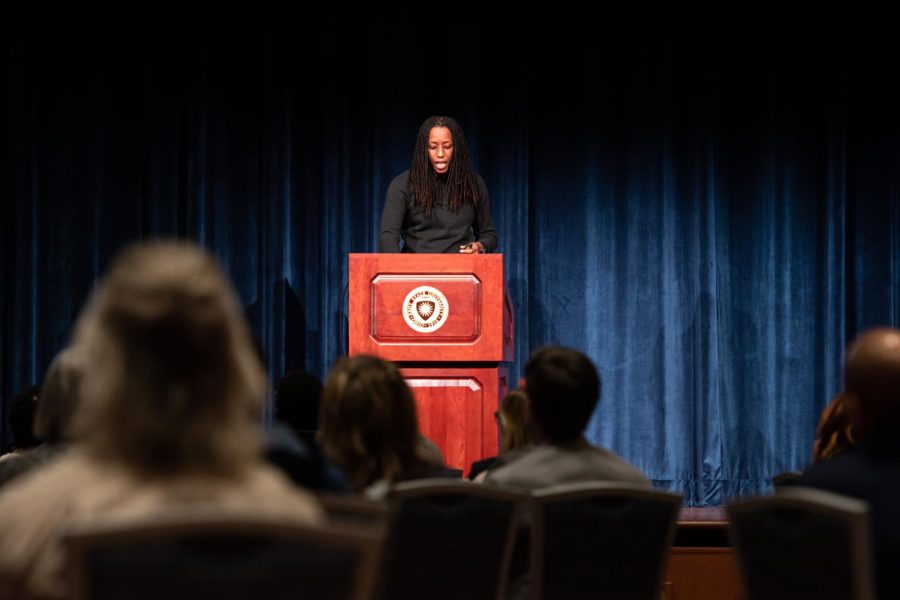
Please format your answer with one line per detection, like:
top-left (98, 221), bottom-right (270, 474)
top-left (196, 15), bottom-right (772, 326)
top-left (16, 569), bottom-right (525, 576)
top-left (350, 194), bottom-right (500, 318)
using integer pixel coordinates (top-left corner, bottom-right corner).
top-left (378, 170), bottom-right (498, 253)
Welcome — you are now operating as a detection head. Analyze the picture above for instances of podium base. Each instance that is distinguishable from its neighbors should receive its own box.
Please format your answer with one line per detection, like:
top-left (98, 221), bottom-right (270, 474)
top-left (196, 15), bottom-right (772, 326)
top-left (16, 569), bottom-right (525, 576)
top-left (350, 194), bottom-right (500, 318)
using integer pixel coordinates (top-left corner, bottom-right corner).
top-left (399, 365), bottom-right (508, 475)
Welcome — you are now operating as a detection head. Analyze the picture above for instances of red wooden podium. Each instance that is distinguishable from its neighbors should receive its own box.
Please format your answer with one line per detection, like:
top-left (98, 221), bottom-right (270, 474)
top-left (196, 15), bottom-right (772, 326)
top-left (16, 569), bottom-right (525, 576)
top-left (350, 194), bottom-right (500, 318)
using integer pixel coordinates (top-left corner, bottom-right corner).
top-left (348, 253), bottom-right (514, 472)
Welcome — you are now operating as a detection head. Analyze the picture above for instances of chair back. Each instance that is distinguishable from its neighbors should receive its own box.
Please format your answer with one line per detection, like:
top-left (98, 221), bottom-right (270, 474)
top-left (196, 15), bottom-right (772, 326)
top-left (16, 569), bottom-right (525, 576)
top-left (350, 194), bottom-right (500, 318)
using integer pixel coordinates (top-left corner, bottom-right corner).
top-left (771, 470), bottom-right (803, 489)
top-left (317, 492), bottom-right (390, 529)
top-left (380, 479), bottom-right (524, 600)
top-left (63, 509), bottom-right (383, 600)
top-left (531, 482), bottom-right (682, 600)
top-left (726, 487), bottom-right (874, 600)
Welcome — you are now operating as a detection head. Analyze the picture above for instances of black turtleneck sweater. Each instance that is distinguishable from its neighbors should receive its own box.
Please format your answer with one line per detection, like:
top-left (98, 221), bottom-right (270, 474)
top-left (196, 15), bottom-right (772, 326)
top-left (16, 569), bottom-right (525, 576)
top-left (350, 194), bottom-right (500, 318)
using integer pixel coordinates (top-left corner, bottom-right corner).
top-left (378, 170), bottom-right (499, 254)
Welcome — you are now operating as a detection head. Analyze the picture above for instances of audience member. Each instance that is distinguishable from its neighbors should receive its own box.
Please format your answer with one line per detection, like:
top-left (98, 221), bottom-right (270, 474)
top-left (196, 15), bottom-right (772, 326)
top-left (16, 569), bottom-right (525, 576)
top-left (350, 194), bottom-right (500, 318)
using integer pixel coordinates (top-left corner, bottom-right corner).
top-left (0, 351), bottom-right (84, 488)
top-left (468, 390), bottom-right (534, 481)
top-left (485, 345), bottom-right (650, 491)
top-left (811, 391), bottom-right (856, 464)
top-left (0, 387), bottom-right (43, 487)
top-left (319, 355), bottom-right (448, 498)
top-left (0, 240), bottom-right (321, 600)
top-left (274, 370), bottom-right (323, 445)
top-left (265, 369), bottom-right (349, 492)
top-left (484, 346), bottom-right (650, 599)
top-left (416, 434), bottom-right (447, 467)
top-left (1, 386), bottom-right (41, 457)
top-left (799, 327), bottom-right (900, 599)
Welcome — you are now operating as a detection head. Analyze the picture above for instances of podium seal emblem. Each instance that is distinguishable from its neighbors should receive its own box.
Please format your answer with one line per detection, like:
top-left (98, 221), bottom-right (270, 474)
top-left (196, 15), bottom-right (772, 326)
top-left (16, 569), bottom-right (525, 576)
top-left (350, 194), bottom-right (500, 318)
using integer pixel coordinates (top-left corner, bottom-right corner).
top-left (402, 286), bottom-right (449, 332)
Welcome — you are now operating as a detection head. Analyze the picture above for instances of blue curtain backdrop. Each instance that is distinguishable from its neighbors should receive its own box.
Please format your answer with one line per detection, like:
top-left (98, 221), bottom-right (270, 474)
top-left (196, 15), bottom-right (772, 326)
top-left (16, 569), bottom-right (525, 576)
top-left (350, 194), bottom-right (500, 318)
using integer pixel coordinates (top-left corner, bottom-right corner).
top-left (3, 7), bottom-right (898, 505)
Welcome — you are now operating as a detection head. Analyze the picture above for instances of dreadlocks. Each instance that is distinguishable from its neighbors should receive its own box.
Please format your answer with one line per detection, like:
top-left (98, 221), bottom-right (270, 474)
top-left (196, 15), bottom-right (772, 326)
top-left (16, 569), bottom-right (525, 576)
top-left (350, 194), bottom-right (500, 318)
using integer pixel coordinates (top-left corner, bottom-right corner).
top-left (408, 116), bottom-right (481, 216)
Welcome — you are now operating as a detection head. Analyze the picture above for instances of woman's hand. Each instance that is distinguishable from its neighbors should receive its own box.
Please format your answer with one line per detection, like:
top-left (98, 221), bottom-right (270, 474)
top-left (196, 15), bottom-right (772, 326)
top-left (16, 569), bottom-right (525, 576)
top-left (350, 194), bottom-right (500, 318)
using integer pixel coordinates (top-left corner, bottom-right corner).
top-left (459, 241), bottom-right (485, 254)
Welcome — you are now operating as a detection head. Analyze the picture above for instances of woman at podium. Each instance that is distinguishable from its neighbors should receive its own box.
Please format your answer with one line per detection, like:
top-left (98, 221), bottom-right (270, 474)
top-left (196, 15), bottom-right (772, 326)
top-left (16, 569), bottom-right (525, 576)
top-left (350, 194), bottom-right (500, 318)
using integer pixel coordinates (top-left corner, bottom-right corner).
top-left (379, 115), bottom-right (498, 254)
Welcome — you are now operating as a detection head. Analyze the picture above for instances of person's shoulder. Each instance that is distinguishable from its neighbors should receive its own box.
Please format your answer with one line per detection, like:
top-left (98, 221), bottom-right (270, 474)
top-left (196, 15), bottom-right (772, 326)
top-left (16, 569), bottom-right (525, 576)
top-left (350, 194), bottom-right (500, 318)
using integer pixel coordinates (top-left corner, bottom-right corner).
top-left (388, 170), bottom-right (411, 189)
top-left (385, 170), bottom-right (411, 204)
top-left (580, 443), bottom-right (651, 483)
top-left (240, 463), bottom-right (326, 522)
top-left (265, 423), bottom-right (311, 457)
top-left (0, 451), bottom-right (88, 528)
top-left (0, 445), bottom-right (60, 487)
top-left (798, 447), bottom-right (870, 487)
top-left (468, 456), bottom-right (498, 480)
top-left (482, 446), bottom-right (548, 487)
top-left (491, 444), bottom-right (549, 469)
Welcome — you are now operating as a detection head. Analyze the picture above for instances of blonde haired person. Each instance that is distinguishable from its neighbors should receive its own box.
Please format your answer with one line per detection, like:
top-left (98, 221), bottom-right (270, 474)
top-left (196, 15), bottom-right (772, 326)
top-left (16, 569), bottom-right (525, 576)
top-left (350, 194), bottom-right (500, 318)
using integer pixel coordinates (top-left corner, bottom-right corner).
top-left (0, 241), bottom-right (321, 600)
top-left (468, 390), bottom-right (535, 482)
top-left (319, 355), bottom-right (447, 497)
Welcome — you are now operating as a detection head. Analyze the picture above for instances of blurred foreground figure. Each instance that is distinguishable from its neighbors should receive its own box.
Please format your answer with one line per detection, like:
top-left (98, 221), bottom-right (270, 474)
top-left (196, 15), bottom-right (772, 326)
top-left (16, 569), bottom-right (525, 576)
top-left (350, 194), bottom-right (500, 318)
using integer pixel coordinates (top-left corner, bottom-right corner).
top-left (0, 241), bottom-right (321, 600)
top-left (800, 328), bottom-right (900, 599)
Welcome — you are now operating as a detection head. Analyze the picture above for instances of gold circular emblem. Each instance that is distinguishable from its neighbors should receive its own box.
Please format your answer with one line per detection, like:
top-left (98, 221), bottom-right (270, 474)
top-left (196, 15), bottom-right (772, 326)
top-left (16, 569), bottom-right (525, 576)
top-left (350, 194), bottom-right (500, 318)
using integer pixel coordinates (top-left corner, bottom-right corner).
top-left (402, 286), bottom-right (449, 332)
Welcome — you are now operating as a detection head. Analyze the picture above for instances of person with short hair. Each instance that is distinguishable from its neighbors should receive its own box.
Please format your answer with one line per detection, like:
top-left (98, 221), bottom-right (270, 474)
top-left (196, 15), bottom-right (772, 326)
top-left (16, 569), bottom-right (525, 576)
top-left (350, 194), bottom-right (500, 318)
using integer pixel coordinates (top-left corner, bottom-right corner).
top-left (485, 345), bottom-right (649, 491)
top-left (264, 369), bottom-right (349, 492)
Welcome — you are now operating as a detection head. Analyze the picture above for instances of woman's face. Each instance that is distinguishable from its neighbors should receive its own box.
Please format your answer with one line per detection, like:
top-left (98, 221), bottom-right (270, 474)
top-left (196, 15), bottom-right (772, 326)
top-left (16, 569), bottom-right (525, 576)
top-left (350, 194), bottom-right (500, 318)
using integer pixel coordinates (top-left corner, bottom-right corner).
top-left (428, 126), bottom-right (453, 174)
